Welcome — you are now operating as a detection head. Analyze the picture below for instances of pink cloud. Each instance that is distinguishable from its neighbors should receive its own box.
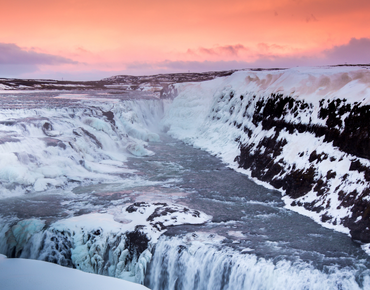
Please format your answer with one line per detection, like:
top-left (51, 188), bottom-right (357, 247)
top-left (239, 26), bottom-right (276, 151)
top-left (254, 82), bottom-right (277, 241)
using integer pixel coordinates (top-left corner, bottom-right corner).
top-left (324, 38), bottom-right (370, 64)
top-left (3, 38), bottom-right (370, 81)
top-left (0, 43), bottom-right (77, 65)
top-left (187, 44), bottom-right (248, 57)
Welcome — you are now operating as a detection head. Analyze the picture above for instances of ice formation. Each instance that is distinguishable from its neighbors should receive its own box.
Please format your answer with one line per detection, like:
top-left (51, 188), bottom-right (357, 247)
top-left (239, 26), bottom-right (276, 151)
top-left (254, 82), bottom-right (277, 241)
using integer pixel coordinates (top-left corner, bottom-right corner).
top-left (0, 203), bottom-right (211, 284)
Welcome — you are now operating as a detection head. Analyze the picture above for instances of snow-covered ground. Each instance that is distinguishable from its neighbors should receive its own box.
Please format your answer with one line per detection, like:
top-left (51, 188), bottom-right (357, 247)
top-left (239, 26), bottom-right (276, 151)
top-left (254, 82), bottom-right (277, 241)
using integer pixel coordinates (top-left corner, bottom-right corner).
top-left (0, 254), bottom-right (149, 290)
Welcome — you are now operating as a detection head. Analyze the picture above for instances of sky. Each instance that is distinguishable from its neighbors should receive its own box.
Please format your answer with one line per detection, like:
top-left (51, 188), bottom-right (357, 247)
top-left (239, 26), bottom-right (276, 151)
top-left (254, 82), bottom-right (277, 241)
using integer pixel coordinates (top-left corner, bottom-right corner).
top-left (1, 0), bottom-right (370, 80)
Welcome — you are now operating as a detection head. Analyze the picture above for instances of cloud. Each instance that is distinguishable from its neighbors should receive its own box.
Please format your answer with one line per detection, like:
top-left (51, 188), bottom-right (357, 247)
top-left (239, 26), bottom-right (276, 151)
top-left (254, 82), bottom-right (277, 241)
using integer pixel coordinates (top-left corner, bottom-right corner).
top-left (180, 38), bottom-right (370, 71)
top-left (250, 55), bottom-right (316, 68)
top-left (124, 57), bottom-right (316, 76)
top-left (0, 43), bottom-right (77, 65)
top-left (257, 43), bottom-right (288, 53)
top-left (252, 38), bottom-right (370, 67)
top-left (187, 44), bottom-right (248, 57)
top-left (324, 38), bottom-right (370, 64)
top-left (5, 38), bottom-right (370, 81)
top-left (22, 69), bottom-right (116, 81)
top-left (124, 60), bottom-right (251, 75)
top-left (0, 64), bottom-right (41, 77)
top-left (158, 60), bottom-right (247, 71)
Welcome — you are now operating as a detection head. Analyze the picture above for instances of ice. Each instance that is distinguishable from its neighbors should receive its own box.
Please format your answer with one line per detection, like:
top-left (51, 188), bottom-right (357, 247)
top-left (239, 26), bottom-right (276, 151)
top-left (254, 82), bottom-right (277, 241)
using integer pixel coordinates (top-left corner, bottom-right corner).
top-left (0, 203), bottom-right (211, 284)
top-left (33, 178), bottom-right (63, 191)
top-left (5, 219), bottom-right (45, 258)
top-left (0, 84), bottom-right (12, 90)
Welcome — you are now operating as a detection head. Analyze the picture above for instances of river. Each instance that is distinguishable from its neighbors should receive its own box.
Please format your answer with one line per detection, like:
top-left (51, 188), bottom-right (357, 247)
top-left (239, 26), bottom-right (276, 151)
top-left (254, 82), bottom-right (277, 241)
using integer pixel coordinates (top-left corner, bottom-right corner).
top-left (0, 91), bottom-right (369, 289)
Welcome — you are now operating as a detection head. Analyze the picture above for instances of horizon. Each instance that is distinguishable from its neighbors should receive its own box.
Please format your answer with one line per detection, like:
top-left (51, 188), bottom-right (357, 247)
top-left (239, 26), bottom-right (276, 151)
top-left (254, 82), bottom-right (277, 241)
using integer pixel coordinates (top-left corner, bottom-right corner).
top-left (1, 0), bottom-right (370, 81)
top-left (2, 64), bottom-right (370, 83)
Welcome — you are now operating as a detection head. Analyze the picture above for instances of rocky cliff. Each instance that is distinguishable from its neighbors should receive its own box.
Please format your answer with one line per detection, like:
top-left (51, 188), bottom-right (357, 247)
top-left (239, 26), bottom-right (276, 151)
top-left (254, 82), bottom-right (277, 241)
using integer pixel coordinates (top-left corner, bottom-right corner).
top-left (162, 66), bottom-right (370, 243)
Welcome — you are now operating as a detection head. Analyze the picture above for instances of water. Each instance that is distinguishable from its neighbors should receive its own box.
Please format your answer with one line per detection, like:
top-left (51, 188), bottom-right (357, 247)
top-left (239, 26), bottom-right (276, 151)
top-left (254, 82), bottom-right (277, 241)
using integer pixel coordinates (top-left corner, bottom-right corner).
top-left (0, 92), bottom-right (369, 289)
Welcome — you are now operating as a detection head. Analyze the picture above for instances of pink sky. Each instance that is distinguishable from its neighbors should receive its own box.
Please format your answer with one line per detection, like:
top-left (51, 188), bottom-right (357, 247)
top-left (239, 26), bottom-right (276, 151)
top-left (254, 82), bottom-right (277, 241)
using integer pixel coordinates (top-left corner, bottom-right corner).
top-left (1, 0), bottom-right (370, 80)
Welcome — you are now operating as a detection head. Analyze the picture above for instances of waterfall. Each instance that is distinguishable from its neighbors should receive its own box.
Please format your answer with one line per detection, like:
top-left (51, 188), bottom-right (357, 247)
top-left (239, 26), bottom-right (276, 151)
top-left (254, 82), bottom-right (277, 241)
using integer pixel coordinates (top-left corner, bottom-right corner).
top-left (147, 236), bottom-right (370, 290)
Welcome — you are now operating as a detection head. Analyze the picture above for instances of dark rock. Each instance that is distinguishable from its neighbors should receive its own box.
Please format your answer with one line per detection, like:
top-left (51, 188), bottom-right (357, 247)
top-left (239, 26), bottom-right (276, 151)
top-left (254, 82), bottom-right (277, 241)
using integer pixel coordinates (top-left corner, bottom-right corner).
top-left (125, 230), bottom-right (150, 258)
top-left (233, 94), bottom-right (370, 242)
top-left (80, 128), bottom-right (103, 149)
top-left (126, 202), bottom-right (150, 213)
top-left (147, 206), bottom-right (177, 222)
top-left (102, 111), bottom-right (115, 126)
top-left (42, 138), bottom-right (66, 149)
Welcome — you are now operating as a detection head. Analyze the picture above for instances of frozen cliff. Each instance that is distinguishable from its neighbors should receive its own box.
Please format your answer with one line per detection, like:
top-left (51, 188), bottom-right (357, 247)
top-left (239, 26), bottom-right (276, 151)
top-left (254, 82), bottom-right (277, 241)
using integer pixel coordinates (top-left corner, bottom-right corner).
top-left (162, 66), bottom-right (370, 243)
top-left (0, 203), bottom-right (210, 284)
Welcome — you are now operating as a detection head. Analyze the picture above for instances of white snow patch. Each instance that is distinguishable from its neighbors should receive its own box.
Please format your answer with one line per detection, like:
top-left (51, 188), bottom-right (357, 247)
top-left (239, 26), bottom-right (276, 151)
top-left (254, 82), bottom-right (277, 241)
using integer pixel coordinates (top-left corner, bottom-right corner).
top-left (0, 254), bottom-right (149, 290)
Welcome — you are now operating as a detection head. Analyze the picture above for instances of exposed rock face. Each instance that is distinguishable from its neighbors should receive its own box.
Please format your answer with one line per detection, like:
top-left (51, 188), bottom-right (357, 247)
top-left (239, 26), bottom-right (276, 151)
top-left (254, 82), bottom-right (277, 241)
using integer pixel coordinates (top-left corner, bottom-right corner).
top-left (231, 95), bottom-right (370, 242)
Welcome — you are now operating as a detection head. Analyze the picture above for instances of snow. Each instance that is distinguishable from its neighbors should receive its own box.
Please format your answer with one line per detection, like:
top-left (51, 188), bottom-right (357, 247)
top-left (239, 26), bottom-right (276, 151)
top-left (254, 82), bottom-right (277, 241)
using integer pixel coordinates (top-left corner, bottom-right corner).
top-left (0, 254), bottom-right (149, 290)
top-left (126, 142), bottom-right (155, 157)
top-left (1, 66), bottom-right (365, 237)
top-left (0, 84), bottom-right (12, 90)
top-left (51, 202), bottom-right (212, 245)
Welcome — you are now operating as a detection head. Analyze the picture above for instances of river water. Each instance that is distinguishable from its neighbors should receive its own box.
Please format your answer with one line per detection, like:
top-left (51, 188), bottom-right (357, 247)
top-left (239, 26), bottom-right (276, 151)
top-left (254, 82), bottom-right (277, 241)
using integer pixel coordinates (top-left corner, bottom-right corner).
top-left (0, 92), bottom-right (369, 289)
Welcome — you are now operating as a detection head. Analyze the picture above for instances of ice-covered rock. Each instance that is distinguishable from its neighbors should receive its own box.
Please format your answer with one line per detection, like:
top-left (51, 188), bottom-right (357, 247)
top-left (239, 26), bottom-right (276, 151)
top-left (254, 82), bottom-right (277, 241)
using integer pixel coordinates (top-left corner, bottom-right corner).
top-left (0, 202), bottom-right (211, 284)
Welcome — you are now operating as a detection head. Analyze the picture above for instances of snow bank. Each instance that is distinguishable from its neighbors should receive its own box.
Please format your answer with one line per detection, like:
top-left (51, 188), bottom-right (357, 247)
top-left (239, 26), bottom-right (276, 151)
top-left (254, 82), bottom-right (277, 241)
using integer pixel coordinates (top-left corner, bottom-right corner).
top-left (0, 254), bottom-right (149, 290)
